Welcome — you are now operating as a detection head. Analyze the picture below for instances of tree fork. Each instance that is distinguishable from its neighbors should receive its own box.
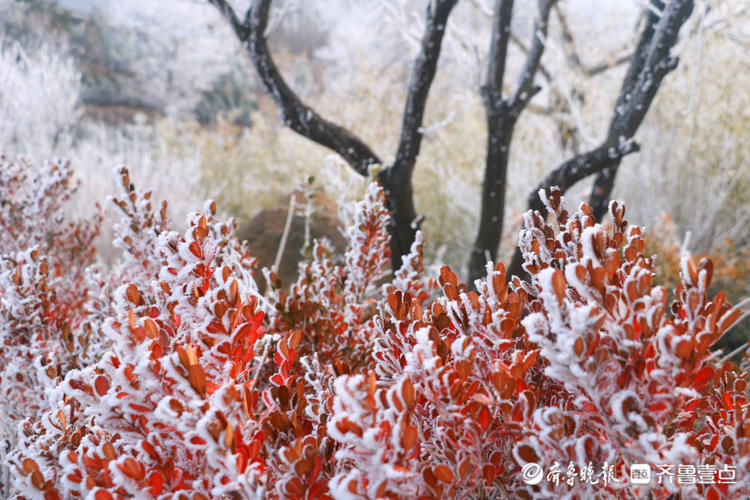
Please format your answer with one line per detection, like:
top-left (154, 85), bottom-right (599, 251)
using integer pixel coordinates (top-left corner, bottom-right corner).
top-left (209, 0), bottom-right (457, 271)
top-left (509, 0), bottom-right (695, 280)
top-left (468, 0), bottom-right (557, 287)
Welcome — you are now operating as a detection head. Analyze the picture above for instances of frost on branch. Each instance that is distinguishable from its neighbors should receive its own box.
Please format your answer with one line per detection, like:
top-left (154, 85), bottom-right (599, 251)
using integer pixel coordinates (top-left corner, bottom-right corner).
top-left (387, 230), bottom-right (433, 300)
top-left (0, 158), bottom-right (101, 477)
top-left (332, 260), bottom-right (544, 498)
top-left (343, 182), bottom-right (391, 301)
top-left (0, 158), bottom-right (100, 263)
top-left (109, 165), bottom-right (171, 285)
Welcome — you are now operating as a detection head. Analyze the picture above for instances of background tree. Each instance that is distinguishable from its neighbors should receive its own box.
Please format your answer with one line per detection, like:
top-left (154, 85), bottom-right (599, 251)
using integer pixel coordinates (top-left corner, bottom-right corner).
top-left (214, 0), bottom-right (693, 284)
top-left (210, 0), bottom-right (457, 269)
top-left (507, 0), bottom-right (694, 278)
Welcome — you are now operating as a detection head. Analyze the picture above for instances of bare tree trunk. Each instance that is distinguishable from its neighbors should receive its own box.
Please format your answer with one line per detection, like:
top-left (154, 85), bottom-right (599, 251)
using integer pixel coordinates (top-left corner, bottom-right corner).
top-left (588, 0), bottom-right (688, 220)
top-left (378, 0), bottom-right (459, 268)
top-left (468, 0), bottom-right (557, 286)
top-left (509, 0), bottom-right (695, 280)
top-left (209, 0), bottom-right (457, 270)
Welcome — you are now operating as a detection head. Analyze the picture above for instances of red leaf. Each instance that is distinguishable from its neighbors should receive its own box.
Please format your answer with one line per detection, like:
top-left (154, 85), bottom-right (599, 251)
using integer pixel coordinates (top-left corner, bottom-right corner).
top-left (722, 392), bottom-right (734, 410)
top-left (692, 366), bottom-right (714, 389)
top-left (94, 375), bottom-right (110, 396)
top-left (684, 399), bottom-right (700, 412)
top-left (117, 457), bottom-right (144, 481)
top-left (477, 406), bottom-right (492, 432)
top-left (189, 241), bottom-right (202, 259)
top-left (551, 269), bottom-right (566, 303)
top-left (125, 284), bottom-right (140, 305)
top-left (149, 471), bottom-right (164, 496)
top-left (310, 455), bottom-right (322, 484)
top-left (434, 464), bottom-right (454, 483)
top-left (402, 424), bottom-right (418, 453)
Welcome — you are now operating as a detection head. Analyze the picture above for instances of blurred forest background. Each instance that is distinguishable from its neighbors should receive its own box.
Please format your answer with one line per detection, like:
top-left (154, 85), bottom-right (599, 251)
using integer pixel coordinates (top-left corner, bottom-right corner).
top-left (1, 0), bottom-right (748, 341)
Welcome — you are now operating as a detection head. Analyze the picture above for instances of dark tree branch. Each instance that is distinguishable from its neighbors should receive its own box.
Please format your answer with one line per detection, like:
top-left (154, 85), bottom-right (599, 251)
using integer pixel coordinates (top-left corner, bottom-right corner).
top-left (467, 0), bottom-right (515, 288)
top-left (509, 0), bottom-right (694, 280)
top-left (510, 0), bottom-right (555, 115)
top-left (510, 32), bottom-right (552, 81)
top-left (468, 0), bottom-right (557, 286)
top-left (527, 139), bottom-right (640, 216)
top-left (245, 0), bottom-right (381, 177)
top-left (486, 0), bottom-right (515, 104)
top-left (589, 0), bottom-right (693, 219)
top-left (381, 0), bottom-right (459, 187)
top-left (378, 0), bottom-right (459, 268)
top-left (610, 1), bottom-right (666, 123)
top-left (207, 0), bottom-right (249, 40)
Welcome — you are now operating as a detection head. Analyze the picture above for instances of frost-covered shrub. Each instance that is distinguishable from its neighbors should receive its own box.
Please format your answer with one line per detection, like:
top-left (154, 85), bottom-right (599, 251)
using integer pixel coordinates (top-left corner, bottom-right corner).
top-left (510, 189), bottom-right (745, 499)
top-left (0, 43), bottom-right (80, 162)
top-left (326, 189), bottom-right (747, 500)
top-left (0, 158), bottom-right (101, 493)
top-left (72, 123), bottom-right (211, 262)
top-left (1, 161), bottom-right (747, 499)
top-left (0, 39), bottom-right (212, 256)
top-left (645, 215), bottom-right (750, 355)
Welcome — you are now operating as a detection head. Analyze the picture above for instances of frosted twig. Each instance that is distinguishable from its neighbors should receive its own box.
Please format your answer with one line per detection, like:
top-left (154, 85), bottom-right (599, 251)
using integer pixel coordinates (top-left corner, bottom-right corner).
top-left (633, 0), bottom-right (664, 18)
top-left (302, 186), bottom-right (313, 256)
top-left (717, 298), bottom-right (750, 364)
top-left (418, 110), bottom-right (456, 135)
top-left (265, 0), bottom-right (297, 38)
top-left (249, 336), bottom-right (272, 391)
top-left (680, 231), bottom-right (692, 256)
top-left (273, 194), bottom-right (296, 271)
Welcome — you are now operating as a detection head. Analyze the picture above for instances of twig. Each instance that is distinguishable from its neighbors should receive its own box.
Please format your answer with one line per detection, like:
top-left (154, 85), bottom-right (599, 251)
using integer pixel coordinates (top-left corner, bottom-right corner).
top-left (718, 340), bottom-right (749, 365)
top-left (587, 0), bottom-right (694, 220)
top-left (418, 110), bottom-right (457, 135)
top-left (583, 52), bottom-right (634, 76)
top-left (273, 194), bottom-right (296, 272)
top-left (510, 32), bottom-right (552, 81)
top-left (712, 298), bottom-right (750, 364)
top-left (718, 323), bottom-right (750, 364)
top-left (248, 337), bottom-right (272, 391)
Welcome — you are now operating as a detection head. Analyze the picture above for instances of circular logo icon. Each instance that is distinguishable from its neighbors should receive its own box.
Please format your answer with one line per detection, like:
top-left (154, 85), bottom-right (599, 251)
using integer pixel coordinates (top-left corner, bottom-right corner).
top-left (521, 463), bottom-right (544, 485)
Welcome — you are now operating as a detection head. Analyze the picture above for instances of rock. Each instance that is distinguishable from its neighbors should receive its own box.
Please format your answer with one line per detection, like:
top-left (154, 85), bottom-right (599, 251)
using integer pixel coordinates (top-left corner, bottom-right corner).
top-left (237, 189), bottom-right (346, 292)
